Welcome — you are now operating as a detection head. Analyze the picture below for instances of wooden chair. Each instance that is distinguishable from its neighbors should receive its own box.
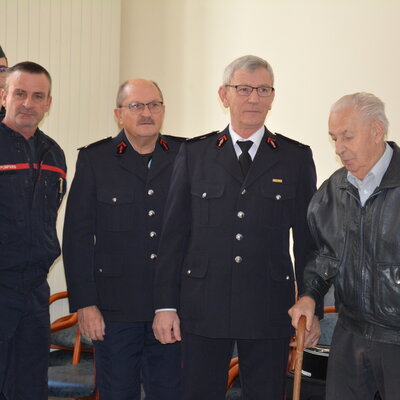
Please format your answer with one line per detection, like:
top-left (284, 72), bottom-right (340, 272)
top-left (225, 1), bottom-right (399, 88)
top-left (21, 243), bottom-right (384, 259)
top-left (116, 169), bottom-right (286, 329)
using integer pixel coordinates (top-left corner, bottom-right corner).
top-left (48, 291), bottom-right (97, 400)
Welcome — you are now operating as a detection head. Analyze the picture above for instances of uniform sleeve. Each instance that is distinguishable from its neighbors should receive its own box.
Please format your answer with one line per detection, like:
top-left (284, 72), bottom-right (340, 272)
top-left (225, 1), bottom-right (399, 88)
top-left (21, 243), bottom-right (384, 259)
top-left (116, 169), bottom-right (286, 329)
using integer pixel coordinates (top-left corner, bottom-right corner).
top-left (153, 142), bottom-right (191, 310)
top-left (62, 150), bottom-right (98, 312)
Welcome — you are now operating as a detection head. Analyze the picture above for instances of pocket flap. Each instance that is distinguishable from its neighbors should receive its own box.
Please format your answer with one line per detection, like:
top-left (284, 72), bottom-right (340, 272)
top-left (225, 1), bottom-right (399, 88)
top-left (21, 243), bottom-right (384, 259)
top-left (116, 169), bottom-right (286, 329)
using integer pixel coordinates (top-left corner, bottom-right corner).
top-left (261, 183), bottom-right (295, 200)
top-left (191, 182), bottom-right (224, 199)
top-left (97, 190), bottom-right (134, 205)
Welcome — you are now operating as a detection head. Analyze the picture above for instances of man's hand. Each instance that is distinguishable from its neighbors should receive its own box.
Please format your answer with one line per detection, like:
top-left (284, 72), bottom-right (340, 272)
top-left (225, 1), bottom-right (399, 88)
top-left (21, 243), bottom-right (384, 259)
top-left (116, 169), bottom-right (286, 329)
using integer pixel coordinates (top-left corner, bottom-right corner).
top-left (288, 296), bottom-right (321, 347)
top-left (152, 310), bottom-right (181, 344)
top-left (77, 305), bottom-right (106, 341)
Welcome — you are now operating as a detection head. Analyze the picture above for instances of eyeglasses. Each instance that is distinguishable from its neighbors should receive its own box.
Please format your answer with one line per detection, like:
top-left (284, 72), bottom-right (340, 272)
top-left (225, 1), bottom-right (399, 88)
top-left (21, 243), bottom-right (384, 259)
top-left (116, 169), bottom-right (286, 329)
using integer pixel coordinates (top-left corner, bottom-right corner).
top-left (120, 101), bottom-right (164, 114)
top-left (0, 66), bottom-right (8, 73)
top-left (225, 84), bottom-right (274, 97)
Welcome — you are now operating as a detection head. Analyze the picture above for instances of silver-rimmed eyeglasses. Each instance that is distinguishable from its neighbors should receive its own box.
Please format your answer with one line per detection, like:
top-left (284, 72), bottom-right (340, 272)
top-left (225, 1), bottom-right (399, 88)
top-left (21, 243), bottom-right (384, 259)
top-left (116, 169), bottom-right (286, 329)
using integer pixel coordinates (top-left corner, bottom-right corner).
top-left (225, 85), bottom-right (274, 97)
top-left (120, 101), bottom-right (164, 113)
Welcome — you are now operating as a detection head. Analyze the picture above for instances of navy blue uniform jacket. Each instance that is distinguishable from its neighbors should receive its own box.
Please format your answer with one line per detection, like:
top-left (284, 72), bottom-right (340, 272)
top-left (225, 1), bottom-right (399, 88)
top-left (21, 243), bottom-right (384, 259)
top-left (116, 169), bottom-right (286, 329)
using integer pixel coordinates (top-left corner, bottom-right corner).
top-left (63, 131), bottom-right (183, 322)
top-left (154, 127), bottom-right (317, 339)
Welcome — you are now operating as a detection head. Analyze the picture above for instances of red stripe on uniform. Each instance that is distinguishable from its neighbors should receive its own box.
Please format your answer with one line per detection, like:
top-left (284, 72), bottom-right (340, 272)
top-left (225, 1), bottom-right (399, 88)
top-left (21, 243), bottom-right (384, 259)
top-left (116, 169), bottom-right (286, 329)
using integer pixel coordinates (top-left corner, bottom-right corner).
top-left (39, 163), bottom-right (67, 179)
top-left (0, 163), bottom-right (31, 171)
top-left (0, 162), bottom-right (66, 179)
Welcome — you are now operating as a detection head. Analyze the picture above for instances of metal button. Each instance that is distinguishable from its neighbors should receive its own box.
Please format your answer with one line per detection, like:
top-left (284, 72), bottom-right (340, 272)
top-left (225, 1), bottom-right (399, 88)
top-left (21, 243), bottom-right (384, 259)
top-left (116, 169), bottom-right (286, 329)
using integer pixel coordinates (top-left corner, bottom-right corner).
top-left (324, 272), bottom-right (328, 277)
top-left (150, 253), bottom-right (157, 260)
top-left (148, 210), bottom-right (156, 217)
top-left (112, 197), bottom-right (117, 203)
top-left (241, 189), bottom-right (246, 195)
top-left (234, 256), bottom-right (242, 263)
top-left (99, 268), bottom-right (103, 273)
top-left (150, 231), bottom-right (157, 238)
top-left (202, 192), bottom-right (207, 198)
top-left (275, 194), bottom-right (282, 200)
top-left (286, 275), bottom-right (290, 280)
top-left (187, 269), bottom-right (192, 275)
top-left (237, 211), bottom-right (245, 219)
top-left (148, 189), bottom-right (154, 196)
top-left (235, 233), bottom-right (243, 241)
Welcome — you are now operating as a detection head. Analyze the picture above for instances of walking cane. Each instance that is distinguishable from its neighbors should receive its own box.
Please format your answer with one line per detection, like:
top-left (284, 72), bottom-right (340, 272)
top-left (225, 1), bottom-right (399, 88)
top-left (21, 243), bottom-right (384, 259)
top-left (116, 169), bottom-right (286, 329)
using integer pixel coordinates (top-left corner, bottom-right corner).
top-left (292, 315), bottom-right (306, 400)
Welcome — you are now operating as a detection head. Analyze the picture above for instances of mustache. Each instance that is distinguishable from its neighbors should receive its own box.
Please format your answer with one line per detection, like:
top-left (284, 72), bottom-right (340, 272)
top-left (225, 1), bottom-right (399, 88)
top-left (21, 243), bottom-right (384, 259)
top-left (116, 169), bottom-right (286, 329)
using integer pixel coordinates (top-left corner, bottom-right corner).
top-left (17, 106), bottom-right (37, 116)
top-left (137, 117), bottom-right (154, 125)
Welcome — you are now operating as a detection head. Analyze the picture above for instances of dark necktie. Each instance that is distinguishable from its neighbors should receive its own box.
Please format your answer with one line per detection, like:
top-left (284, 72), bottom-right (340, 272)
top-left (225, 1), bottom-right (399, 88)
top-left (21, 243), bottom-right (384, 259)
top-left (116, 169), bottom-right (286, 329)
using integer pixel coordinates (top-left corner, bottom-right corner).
top-left (237, 140), bottom-right (253, 177)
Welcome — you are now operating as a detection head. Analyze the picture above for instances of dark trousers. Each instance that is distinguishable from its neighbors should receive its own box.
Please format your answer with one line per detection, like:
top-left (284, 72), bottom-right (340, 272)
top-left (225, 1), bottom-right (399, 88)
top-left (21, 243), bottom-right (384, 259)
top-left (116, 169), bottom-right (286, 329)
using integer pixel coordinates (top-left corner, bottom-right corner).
top-left (182, 331), bottom-right (290, 400)
top-left (326, 319), bottom-right (400, 400)
top-left (94, 321), bottom-right (182, 400)
top-left (0, 280), bottom-right (50, 400)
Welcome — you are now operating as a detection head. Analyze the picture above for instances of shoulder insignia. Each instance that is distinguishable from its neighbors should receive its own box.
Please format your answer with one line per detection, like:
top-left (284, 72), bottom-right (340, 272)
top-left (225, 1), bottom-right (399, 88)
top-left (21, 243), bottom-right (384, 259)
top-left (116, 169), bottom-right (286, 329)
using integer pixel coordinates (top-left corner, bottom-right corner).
top-left (116, 140), bottom-right (128, 154)
top-left (266, 136), bottom-right (278, 149)
top-left (78, 136), bottom-right (112, 150)
top-left (187, 130), bottom-right (220, 143)
top-left (161, 134), bottom-right (187, 142)
top-left (275, 133), bottom-right (310, 148)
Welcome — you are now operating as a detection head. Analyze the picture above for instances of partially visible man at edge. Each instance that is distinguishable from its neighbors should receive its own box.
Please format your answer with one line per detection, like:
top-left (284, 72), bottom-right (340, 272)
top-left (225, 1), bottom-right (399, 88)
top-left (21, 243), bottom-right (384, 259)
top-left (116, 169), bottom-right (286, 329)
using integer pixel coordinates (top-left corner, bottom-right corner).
top-left (0, 61), bottom-right (67, 399)
top-left (289, 92), bottom-right (400, 400)
top-left (0, 46), bottom-right (8, 120)
top-left (153, 55), bottom-right (320, 400)
top-left (63, 79), bottom-right (183, 399)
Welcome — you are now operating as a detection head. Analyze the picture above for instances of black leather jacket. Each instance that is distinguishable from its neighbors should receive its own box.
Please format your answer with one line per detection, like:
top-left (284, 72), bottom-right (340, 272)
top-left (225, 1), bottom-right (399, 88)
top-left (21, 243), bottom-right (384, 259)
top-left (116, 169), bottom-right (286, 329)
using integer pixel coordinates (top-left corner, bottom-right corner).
top-left (302, 141), bottom-right (400, 345)
top-left (0, 122), bottom-right (67, 273)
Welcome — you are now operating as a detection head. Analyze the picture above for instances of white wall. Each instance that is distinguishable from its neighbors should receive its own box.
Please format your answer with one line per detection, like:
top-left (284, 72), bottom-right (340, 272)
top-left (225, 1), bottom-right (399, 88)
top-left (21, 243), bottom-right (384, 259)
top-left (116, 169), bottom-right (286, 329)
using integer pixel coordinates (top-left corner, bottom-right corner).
top-left (0, 0), bottom-right (121, 317)
top-left (2, 0), bottom-right (400, 314)
top-left (120, 0), bottom-right (400, 185)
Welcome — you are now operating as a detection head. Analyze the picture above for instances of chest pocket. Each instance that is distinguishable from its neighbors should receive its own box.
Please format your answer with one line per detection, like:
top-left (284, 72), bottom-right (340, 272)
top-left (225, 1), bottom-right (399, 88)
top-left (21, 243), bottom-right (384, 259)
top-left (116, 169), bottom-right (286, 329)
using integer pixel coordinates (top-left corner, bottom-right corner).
top-left (191, 182), bottom-right (224, 227)
top-left (260, 183), bottom-right (296, 228)
top-left (97, 190), bottom-right (135, 231)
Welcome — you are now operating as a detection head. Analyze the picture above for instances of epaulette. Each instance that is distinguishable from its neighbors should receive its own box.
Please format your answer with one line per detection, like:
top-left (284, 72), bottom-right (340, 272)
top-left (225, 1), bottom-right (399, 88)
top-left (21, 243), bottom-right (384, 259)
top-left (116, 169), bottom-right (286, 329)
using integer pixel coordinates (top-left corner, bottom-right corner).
top-left (161, 134), bottom-right (187, 142)
top-left (78, 136), bottom-right (112, 150)
top-left (275, 133), bottom-right (310, 148)
top-left (186, 130), bottom-right (220, 143)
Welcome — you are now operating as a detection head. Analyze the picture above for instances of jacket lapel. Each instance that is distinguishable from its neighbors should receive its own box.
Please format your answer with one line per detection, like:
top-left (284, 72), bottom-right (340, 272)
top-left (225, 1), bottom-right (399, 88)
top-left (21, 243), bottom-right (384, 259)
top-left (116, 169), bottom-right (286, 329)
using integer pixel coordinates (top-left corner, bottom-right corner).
top-left (213, 126), bottom-right (243, 183)
top-left (244, 128), bottom-right (281, 187)
top-left (147, 136), bottom-right (176, 183)
top-left (115, 131), bottom-right (147, 181)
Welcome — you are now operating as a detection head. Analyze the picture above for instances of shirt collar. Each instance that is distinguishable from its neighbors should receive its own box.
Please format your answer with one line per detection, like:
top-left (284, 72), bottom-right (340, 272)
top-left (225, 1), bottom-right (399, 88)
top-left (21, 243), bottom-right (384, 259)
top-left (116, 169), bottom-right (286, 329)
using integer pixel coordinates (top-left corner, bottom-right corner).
top-left (229, 125), bottom-right (265, 160)
top-left (347, 142), bottom-right (393, 188)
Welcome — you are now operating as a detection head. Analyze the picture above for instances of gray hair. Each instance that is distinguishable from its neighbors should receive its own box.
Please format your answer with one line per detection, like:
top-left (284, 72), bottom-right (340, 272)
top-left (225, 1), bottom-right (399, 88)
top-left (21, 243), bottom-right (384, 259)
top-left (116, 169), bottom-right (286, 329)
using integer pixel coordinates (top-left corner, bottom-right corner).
top-left (330, 92), bottom-right (389, 136)
top-left (116, 79), bottom-right (163, 107)
top-left (222, 55), bottom-right (274, 86)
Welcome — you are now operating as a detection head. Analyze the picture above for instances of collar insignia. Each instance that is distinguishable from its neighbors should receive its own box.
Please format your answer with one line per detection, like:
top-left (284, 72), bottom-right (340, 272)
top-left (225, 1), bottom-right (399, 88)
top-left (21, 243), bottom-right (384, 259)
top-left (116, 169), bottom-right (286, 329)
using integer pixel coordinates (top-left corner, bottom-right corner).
top-left (267, 136), bottom-right (278, 149)
top-left (159, 137), bottom-right (169, 151)
top-left (116, 141), bottom-right (128, 154)
top-left (216, 134), bottom-right (228, 148)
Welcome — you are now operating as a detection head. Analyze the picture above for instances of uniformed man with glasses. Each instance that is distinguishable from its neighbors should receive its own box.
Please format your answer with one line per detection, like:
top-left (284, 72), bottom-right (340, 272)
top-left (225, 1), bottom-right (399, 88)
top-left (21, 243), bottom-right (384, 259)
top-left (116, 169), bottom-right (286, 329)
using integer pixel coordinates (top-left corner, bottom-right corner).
top-left (0, 46), bottom-right (8, 120)
top-left (153, 55), bottom-right (319, 400)
top-left (63, 79), bottom-right (183, 399)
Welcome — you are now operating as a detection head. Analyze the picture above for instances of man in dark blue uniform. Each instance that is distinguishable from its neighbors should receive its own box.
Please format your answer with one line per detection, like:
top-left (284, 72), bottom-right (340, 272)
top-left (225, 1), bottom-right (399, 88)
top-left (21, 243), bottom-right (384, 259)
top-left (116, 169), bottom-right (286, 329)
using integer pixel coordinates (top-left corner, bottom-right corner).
top-left (153, 55), bottom-right (320, 400)
top-left (0, 62), bottom-right (67, 399)
top-left (0, 46), bottom-right (8, 121)
top-left (63, 79), bottom-right (182, 399)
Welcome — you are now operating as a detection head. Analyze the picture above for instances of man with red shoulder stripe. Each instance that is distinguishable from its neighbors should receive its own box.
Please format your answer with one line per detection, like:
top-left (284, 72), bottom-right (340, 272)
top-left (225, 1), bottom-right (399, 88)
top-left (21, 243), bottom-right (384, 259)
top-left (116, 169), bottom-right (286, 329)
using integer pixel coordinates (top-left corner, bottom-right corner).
top-left (0, 61), bottom-right (66, 399)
